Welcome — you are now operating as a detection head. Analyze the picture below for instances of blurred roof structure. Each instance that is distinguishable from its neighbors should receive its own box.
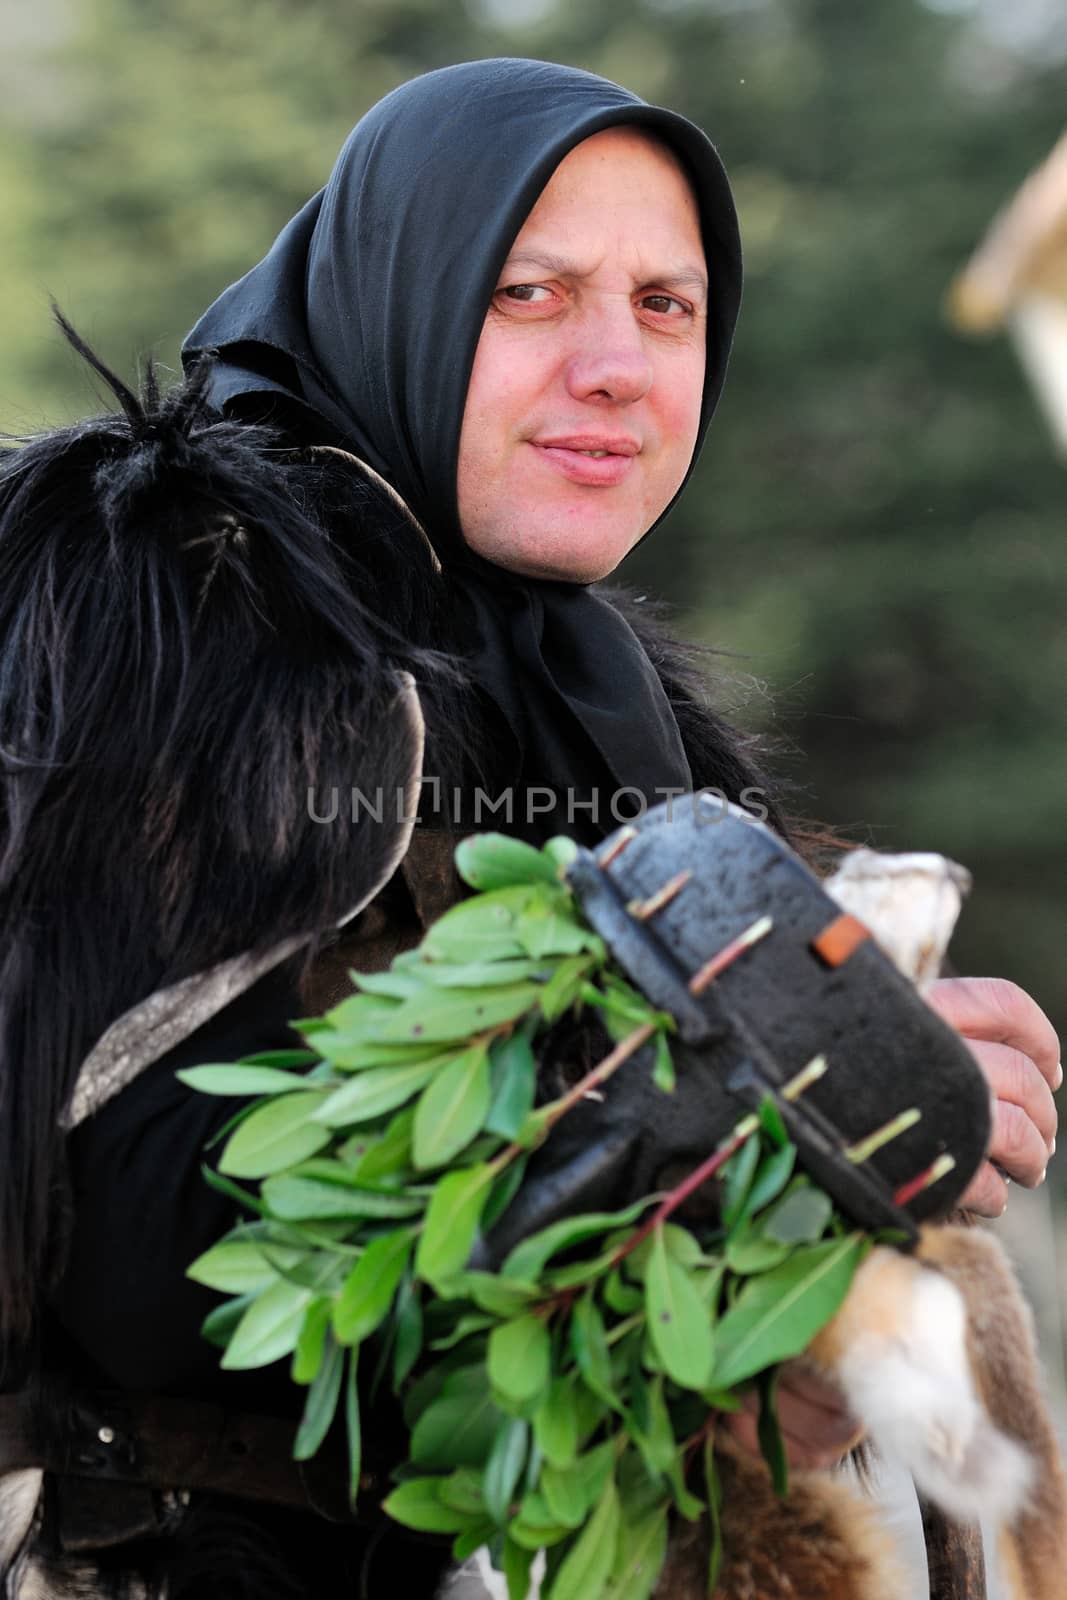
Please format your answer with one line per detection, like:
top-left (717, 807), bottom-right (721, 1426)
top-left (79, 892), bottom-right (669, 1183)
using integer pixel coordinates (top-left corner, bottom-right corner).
top-left (948, 129), bottom-right (1067, 454)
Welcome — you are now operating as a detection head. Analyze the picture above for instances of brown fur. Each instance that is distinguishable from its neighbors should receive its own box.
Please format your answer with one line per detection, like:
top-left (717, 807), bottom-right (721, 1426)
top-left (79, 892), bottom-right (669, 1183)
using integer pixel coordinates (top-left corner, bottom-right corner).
top-left (647, 1224), bottom-right (1067, 1600)
top-left (654, 1436), bottom-right (908, 1600)
top-left (919, 1224), bottom-right (1067, 1600)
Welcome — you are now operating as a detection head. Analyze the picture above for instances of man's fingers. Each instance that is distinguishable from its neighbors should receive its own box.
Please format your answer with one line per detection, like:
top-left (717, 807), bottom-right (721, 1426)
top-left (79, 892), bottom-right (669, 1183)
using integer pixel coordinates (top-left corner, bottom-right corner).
top-left (966, 1038), bottom-right (1057, 1153)
top-left (986, 1098), bottom-right (1050, 1189)
top-left (959, 1158), bottom-right (1010, 1219)
top-left (724, 1361), bottom-right (862, 1471)
top-left (925, 977), bottom-right (1061, 1090)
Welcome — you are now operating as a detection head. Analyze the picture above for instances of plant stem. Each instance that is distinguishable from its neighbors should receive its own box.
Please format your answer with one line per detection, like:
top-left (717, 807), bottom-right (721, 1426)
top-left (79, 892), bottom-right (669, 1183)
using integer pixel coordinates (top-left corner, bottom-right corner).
top-left (610, 1115), bottom-right (760, 1268)
top-left (487, 1019), bottom-right (657, 1177)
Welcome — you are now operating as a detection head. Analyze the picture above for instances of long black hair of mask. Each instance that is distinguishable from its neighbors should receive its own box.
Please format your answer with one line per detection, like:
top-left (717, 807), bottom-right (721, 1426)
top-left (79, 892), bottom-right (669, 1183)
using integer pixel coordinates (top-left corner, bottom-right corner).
top-left (183, 58), bottom-right (745, 832)
top-left (0, 318), bottom-right (484, 1360)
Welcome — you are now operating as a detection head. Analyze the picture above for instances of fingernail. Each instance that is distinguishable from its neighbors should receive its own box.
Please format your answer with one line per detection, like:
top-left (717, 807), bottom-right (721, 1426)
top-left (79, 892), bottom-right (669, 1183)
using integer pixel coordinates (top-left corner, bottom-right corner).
top-left (1056, 1061), bottom-right (1064, 1091)
top-left (1052, 1137), bottom-right (1057, 1158)
top-left (1041, 1167), bottom-right (1048, 1184)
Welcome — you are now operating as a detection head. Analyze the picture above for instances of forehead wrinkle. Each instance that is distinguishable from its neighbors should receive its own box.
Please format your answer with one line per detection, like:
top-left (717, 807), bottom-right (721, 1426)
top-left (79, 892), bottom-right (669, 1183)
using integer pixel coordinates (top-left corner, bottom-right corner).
top-left (501, 248), bottom-right (708, 301)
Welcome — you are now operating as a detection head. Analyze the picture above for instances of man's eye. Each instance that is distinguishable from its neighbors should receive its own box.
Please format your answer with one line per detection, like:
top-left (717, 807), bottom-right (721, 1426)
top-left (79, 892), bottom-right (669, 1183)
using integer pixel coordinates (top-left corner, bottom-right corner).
top-left (500, 284), bottom-right (552, 303)
top-left (641, 293), bottom-right (689, 316)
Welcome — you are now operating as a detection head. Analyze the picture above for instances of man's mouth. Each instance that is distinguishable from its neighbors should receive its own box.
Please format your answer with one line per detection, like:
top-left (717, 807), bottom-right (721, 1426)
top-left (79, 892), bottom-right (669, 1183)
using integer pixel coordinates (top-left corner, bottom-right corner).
top-left (531, 438), bottom-right (638, 487)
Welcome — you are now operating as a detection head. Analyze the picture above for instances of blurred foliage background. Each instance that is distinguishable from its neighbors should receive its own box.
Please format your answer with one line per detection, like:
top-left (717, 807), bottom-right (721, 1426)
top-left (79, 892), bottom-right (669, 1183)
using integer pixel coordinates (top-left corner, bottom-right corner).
top-left (2, 5), bottom-right (1063, 1050)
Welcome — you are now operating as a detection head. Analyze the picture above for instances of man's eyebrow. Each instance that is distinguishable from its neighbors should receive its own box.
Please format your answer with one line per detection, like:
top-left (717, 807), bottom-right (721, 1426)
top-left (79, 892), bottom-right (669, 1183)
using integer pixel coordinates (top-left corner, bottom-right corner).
top-left (500, 251), bottom-right (708, 300)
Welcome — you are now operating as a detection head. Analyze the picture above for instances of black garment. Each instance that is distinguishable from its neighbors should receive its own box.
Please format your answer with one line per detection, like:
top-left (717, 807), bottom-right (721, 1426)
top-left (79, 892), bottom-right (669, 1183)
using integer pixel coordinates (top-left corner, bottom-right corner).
top-left (183, 57), bottom-right (747, 833)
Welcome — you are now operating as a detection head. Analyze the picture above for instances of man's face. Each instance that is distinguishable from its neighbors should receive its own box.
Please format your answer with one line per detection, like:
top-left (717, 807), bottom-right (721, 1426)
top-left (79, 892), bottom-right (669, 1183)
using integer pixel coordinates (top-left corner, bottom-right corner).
top-left (456, 127), bottom-right (708, 583)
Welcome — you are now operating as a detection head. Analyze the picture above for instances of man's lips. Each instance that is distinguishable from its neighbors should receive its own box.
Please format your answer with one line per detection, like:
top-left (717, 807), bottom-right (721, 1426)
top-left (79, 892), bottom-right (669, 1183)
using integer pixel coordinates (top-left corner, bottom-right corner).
top-left (530, 435), bottom-right (639, 488)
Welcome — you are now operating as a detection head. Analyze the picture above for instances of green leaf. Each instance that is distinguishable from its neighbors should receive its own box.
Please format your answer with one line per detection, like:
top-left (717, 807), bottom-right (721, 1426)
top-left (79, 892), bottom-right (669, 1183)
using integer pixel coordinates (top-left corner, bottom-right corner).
top-left (511, 1490), bottom-right (572, 1550)
top-left (413, 1042), bottom-right (492, 1169)
top-left (201, 1294), bottom-right (254, 1349)
top-left (482, 1155), bottom-right (530, 1232)
top-left (712, 1233), bottom-right (867, 1390)
top-left (346, 1105), bottom-right (415, 1183)
top-left (602, 1497), bottom-right (669, 1600)
top-left (743, 1142), bottom-right (797, 1219)
top-left (429, 1312), bottom-right (495, 1352)
top-left (345, 1347), bottom-right (362, 1505)
top-left (660, 1224), bottom-right (708, 1267)
top-left (217, 1091), bottom-right (332, 1179)
top-left (323, 1037), bottom-right (452, 1072)
top-left (757, 1367), bottom-right (789, 1496)
top-left (187, 1236), bottom-right (304, 1295)
top-left (502, 1199), bottom-right (652, 1282)
top-left (312, 1054), bottom-right (456, 1127)
top-left (262, 1174), bottom-right (422, 1221)
top-left (422, 957), bottom-right (548, 988)
top-left (652, 1032), bottom-right (676, 1093)
top-left (547, 1475), bottom-right (620, 1600)
top-left (570, 1294), bottom-right (620, 1412)
top-left (483, 1417), bottom-right (529, 1524)
top-left (392, 1276), bottom-right (423, 1389)
top-left (415, 1163), bottom-right (492, 1289)
top-left (333, 1229), bottom-right (415, 1345)
top-left (384, 1477), bottom-right (482, 1534)
top-left (664, 1452), bottom-right (705, 1522)
top-left (380, 983), bottom-right (541, 1046)
top-left (461, 1271), bottom-right (541, 1317)
top-left (201, 1165), bottom-right (266, 1217)
top-left (178, 1064), bottom-right (317, 1096)
top-left (322, 991), bottom-right (401, 1035)
top-left (292, 1296), bottom-right (332, 1384)
top-left (438, 1467), bottom-right (487, 1516)
top-left (293, 1330), bottom-right (344, 1460)
top-left (763, 1185), bottom-right (833, 1244)
top-left (221, 1278), bottom-right (311, 1370)
top-left (346, 969), bottom-right (424, 1000)
top-left (422, 886), bottom-right (534, 964)
top-left (540, 1462), bottom-right (588, 1528)
top-left (488, 1313), bottom-right (551, 1407)
top-left (503, 1536), bottom-right (536, 1600)
top-left (486, 1034), bottom-right (538, 1139)
top-left (705, 1432), bottom-right (724, 1590)
top-left (544, 836), bottom-right (578, 871)
top-left (534, 1377), bottom-right (579, 1469)
top-left (456, 833), bottom-right (561, 890)
top-left (724, 1224), bottom-right (791, 1275)
top-left (645, 1226), bottom-right (714, 1389)
top-left (452, 1519), bottom-right (500, 1563)
top-left (516, 901), bottom-right (599, 961)
top-left (757, 1096), bottom-right (790, 1149)
top-left (239, 1049), bottom-right (320, 1068)
top-left (603, 1270), bottom-right (643, 1315)
top-left (539, 953), bottom-right (596, 1024)
top-left (720, 1133), bottom-right (760, 1229)
top-left (630, 1373), bottom-right (676, 1477)
top-left (410, 1380), bottom-right (504, 1470)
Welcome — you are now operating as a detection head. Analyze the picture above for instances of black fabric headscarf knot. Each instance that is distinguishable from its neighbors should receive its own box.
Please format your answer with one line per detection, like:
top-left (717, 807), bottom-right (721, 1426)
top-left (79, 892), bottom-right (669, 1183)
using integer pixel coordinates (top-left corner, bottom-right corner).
top-left (183, 57), bottom-right (743, 837)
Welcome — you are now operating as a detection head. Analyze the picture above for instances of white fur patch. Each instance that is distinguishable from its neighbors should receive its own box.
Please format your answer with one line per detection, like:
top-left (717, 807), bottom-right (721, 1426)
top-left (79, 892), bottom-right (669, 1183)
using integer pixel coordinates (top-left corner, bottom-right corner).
top-left (0, 1470), bottom-right (42, 1569)
top-left (835, 1266), bottom-right (1033, 1524)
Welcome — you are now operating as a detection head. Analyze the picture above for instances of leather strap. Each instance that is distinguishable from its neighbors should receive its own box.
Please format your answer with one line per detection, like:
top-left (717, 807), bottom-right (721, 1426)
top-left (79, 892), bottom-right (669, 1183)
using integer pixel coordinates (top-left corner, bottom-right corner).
top-left (0, 1389), bottom-right (365, 1525)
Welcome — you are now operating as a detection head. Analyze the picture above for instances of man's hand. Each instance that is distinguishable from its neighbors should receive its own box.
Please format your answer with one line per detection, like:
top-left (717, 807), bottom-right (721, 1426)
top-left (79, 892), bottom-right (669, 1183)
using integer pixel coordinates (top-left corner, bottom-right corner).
top-left (924, 976), bottom-right (1060, 1218)
top-left (724, 1361), bottom-right (862, 1470)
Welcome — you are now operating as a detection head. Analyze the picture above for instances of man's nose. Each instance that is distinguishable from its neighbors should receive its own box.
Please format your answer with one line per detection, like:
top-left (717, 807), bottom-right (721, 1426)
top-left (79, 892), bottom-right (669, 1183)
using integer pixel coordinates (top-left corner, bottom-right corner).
top-left (564, 303), bottom-right (654, 405)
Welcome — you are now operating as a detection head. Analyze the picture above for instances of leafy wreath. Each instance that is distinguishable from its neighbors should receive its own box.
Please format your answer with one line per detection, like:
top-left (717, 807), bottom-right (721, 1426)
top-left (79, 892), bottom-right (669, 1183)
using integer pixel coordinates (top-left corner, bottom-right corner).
top-left (183, 834), bottom-right (871, 1600)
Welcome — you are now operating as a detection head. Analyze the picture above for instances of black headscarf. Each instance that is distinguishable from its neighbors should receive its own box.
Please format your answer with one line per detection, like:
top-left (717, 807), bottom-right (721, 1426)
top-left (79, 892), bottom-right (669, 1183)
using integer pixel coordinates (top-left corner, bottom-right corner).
top-left (183, 58), bottom-right (743, 836)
